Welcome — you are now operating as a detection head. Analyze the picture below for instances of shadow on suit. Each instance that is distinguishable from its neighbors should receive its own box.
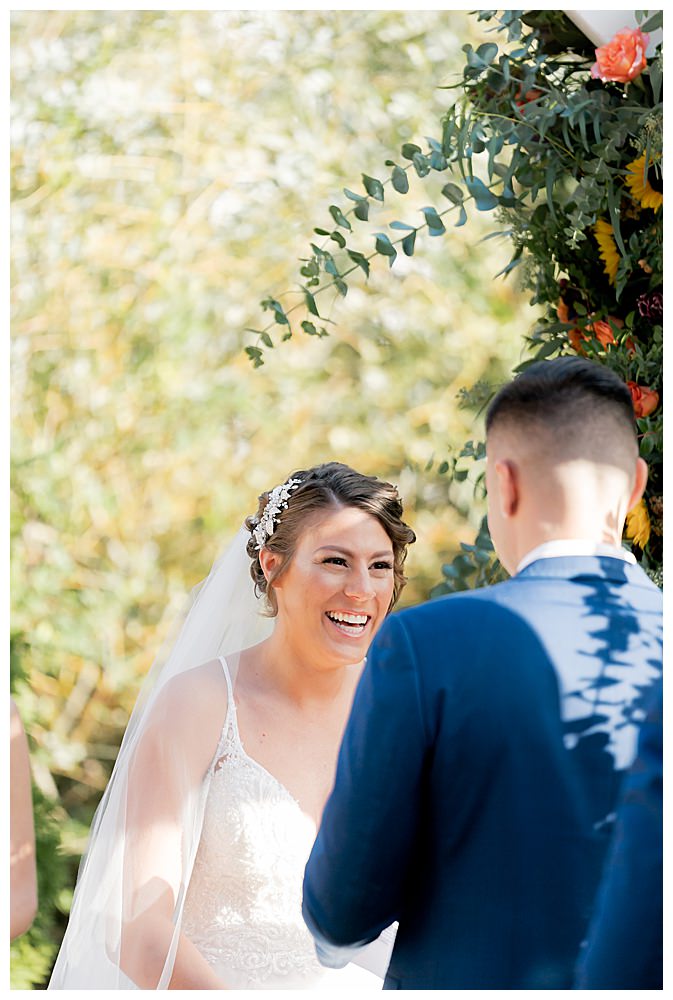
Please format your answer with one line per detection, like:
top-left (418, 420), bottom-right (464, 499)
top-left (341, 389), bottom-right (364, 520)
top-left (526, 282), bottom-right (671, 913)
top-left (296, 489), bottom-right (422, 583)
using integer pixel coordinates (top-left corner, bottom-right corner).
top-left (303, 555), bottom-right (662, 989)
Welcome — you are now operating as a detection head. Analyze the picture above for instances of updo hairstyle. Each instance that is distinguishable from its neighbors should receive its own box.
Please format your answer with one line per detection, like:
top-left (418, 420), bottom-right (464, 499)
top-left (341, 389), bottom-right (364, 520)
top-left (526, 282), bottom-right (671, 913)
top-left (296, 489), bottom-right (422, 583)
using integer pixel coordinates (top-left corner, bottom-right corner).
top-left (245, 461), bottom-right (415, 616)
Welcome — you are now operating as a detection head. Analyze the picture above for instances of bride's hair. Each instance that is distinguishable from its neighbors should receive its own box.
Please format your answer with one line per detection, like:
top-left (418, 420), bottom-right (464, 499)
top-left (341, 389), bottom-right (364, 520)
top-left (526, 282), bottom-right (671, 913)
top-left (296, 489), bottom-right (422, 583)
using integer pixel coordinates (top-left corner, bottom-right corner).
top-left (245, 461), bottom-right (415, 615)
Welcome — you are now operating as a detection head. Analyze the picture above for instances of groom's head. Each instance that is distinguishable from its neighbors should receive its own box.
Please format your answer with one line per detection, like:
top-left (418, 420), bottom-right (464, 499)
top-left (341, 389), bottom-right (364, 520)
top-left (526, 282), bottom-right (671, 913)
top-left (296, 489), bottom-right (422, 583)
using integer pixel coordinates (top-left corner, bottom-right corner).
top-left (484, 357), bottom-right (647, 574)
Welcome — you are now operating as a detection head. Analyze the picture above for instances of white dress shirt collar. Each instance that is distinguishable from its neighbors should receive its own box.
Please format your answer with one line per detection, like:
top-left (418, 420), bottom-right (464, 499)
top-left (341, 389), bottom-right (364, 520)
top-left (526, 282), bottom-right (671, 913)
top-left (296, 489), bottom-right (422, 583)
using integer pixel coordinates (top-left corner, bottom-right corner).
top-left (516, 539), bottom-right (637, 575)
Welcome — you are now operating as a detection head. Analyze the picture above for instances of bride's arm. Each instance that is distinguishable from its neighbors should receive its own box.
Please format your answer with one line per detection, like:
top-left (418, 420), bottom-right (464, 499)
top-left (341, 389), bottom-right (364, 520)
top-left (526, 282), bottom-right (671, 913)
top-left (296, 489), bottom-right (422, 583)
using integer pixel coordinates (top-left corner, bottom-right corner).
top-left (120, 662), bottom-right (229, 989)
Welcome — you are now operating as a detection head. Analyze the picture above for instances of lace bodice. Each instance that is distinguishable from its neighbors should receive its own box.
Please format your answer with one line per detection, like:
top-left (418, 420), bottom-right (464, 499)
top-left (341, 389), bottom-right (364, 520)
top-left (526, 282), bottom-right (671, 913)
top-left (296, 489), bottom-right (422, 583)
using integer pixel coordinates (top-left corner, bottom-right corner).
top-left (181, 659), bottom-right (377, 990)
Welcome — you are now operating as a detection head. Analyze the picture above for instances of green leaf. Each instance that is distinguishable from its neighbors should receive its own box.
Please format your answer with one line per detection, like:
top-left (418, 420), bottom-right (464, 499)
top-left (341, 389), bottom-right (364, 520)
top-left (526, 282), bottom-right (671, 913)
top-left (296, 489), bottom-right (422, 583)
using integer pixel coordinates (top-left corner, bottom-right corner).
top-left (429, 150), bottom-right (448, 171)
top-left (353, 200), bottom-right (369, 222)
top-left (401, 142), bottom-right (422, 160)
top-left (301, 320), bottom-right (318, 335)
top-left (464, 176), bottom-right (499, 211)
top-left (640, 11), bottom-right (663, 32)
top-left (329, 204), bottom-right (352, 231)
top-left (441, 182), bottom-right (464, 204)
top-left (245, 346), bottom-right (264, 368)
top-left (303, 289), bottom-right (320, 316)
top-left (329, 231), bottom-right (346, 248)
top-left (606, 183), bottom-right (626, 257)
top-left (260, 331), bottom-right (274, 348)
top-left (334, 278), bottom-right (348, 297)
top-left (362, 174), bottom-right (385, 202)
top-left (391, 165), bottom-right (409, 193)
top-left (649, 59), bottom-right (662, 103)
top-left (261, 297), bottom-right (290, 325)
top-left (438, 461), bottom-right (450, 475)
top-left (374, 232), bottom-right (398, 266)
top-left (313, 227), bottom-right (330, 236)
top-left (455, 204), bottom-right (468, 227)
top-left (346, 249), bottom-right (370, 277)
top-left (421, 206), bottom-right (446, 235)
top-left (412, 152), bottom-right (431, 177)
top-left (344, 188), bottom-right (366, 203)
top-left (390, 220), bottom-right (415, 231)
top-left (475, 42), bottom-right (498, 65)
top-left (402, 230), bottom-right (417, 256)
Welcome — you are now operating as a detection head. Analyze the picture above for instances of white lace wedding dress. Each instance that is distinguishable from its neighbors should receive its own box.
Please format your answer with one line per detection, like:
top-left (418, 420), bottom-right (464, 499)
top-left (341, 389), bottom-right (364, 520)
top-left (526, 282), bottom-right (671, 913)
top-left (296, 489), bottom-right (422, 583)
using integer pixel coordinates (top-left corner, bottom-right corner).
top-left (180, 657), bottom-right (383, 990)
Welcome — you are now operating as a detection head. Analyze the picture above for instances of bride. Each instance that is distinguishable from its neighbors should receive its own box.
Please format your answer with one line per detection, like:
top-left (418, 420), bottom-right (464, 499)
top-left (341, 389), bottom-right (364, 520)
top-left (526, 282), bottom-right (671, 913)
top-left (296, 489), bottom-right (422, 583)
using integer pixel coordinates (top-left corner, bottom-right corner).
top-left (49, 461), bottom-right (415, 989)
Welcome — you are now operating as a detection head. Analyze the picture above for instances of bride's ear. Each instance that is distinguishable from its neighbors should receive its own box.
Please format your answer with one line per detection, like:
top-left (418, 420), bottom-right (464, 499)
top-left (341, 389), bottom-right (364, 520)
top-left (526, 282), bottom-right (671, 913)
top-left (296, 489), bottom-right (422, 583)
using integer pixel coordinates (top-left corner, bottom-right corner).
top-left (259, 547), bottom-right (282, 585)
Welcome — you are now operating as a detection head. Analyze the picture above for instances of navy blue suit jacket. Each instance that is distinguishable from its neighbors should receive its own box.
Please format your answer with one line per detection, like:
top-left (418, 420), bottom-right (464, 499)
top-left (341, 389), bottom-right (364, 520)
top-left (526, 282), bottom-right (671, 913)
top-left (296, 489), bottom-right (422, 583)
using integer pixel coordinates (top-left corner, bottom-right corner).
top-left (303, 556), bottom-right (662, 989)
top-left (575, 677), bottom-right (662, 988)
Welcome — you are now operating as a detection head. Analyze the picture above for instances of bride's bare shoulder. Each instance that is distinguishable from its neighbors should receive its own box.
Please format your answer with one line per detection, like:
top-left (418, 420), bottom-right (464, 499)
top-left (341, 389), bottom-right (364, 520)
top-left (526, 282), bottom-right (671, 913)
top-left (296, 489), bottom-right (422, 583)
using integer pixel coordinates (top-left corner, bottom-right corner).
top-left (146, 659), bottom-right (229, 739)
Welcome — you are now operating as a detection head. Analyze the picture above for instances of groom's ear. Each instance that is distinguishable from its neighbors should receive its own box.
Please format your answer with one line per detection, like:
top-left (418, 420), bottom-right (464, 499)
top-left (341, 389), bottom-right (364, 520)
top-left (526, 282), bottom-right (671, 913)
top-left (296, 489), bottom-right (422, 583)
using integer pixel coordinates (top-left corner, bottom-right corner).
top-left (494, 459), bottom-right (520, 518)
top-left (626, 457), bottom-right (648, 512)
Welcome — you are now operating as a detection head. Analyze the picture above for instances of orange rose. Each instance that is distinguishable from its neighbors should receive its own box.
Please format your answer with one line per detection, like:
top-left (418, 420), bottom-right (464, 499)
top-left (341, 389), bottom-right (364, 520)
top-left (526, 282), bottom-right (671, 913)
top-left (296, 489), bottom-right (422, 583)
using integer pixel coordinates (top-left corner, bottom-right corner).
top-left (568, 326), bottom-right (585, 354)
top-left (627, 381), bottom-right (659, 418)
top-left (591, 28), bottom-right (649, 84)
top-left (589, 317), bottom-right (621, 349)
top-left (569, 316), bottom-right (636, 355)
top-left (515, 86), bottom-right (543, 108)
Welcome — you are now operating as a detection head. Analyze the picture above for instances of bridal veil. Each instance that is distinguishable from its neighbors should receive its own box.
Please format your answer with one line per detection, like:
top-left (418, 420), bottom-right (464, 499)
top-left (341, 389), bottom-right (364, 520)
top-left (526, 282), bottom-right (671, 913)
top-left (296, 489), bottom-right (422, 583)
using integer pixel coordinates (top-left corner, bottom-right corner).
top-left (48, 528), bottom-right (273, 988)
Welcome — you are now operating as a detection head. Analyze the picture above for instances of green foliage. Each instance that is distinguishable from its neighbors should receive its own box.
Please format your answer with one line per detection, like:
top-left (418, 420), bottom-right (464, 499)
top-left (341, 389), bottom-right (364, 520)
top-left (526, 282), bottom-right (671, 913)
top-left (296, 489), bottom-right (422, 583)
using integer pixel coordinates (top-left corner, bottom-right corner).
top-left (10, 785), bottom-right (70, 989)
top-left (11, 12), bottom-right (531, 984)
top-left (430, 515), bottom-right (506, 597)
top-left (252, 9), bottom-right (663, 581)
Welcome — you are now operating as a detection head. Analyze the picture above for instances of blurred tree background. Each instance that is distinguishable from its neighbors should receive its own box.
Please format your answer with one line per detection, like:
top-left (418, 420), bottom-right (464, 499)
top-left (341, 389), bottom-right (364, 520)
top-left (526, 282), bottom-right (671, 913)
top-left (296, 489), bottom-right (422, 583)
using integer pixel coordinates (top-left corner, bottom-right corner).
top-left (10, 10), bottom-right (533, 985)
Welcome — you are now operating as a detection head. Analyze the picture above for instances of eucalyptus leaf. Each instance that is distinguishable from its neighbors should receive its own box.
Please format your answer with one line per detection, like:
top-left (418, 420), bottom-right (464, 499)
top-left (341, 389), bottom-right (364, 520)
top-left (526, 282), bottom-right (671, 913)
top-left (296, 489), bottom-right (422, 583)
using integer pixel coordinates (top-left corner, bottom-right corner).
top-left (421, 206), bottom-right (446, 235)
top-left (391, 165), bottom-right (410, 193)
top-left (303, 289), bottom-right (320, 316)
top-left (441, 182), bottom-right (464, 204)
top-left (362, 173), bottom-right (385, 202)
top-left (464, 176), bottom-right (499, 211)
top-left (328, 204), bottom-right (352, 231)
top-left (401, 142), bottom-right (422, 160)
top-left (354, 200), bottom-right (369, 222)
top-left (402, 230), bottom-right (417, 256)
top-left (374, 232), bottom-right (398, 266)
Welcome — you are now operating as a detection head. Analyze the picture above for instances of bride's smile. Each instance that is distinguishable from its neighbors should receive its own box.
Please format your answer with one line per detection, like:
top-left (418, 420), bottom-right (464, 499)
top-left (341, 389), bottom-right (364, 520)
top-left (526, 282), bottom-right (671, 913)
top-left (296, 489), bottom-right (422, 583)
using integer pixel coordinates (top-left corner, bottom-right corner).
top-left (266, 504), bottom-right (396, 670)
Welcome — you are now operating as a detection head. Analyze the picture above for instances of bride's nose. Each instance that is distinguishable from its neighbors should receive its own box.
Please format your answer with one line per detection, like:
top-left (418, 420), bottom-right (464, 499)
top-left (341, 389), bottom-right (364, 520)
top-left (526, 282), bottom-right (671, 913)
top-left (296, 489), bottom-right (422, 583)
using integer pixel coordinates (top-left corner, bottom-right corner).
top-left (343, 564), bottom-right (376, 600)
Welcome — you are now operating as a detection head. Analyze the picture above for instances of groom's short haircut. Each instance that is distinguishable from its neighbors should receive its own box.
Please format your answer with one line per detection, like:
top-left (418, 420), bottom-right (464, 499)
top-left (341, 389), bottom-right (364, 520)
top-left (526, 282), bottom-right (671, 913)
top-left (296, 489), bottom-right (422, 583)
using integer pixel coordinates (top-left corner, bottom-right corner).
top-left (485, 357), bottom-right (637, 458)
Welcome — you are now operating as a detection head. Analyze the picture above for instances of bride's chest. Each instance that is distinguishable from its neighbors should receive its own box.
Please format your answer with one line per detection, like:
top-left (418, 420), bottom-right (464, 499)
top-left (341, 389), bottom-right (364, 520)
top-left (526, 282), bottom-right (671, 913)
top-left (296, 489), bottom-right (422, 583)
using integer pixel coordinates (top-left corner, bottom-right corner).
top-left (197, 751), bottom-right (318, 882)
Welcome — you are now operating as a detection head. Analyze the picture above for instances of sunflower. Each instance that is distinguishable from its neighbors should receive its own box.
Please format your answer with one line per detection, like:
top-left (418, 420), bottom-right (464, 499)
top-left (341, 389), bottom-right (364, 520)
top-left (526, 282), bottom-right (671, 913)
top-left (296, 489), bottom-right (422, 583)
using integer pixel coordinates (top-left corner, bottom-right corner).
top-left (593, 220), bottom-right (620, 285)
top-left (625, 498), bottom-right (651, 549)
top-left (625, 154), bottom-right (663, 211)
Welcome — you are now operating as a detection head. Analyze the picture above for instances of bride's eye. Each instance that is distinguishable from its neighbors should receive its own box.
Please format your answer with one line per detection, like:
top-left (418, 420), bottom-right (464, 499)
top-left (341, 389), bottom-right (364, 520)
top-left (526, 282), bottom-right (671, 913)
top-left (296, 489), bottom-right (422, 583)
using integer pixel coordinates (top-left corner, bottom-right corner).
top-left (323, 556), bottom-right (347, 566)
top-left (371, 561), bottom-right (393, 571)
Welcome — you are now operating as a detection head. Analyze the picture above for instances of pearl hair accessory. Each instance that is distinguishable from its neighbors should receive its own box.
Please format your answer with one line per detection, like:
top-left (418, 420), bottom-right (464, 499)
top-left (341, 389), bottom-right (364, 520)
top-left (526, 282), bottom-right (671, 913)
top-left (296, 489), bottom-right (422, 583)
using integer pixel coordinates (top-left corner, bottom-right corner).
top-left (252, 478), bottom-right (302, 550)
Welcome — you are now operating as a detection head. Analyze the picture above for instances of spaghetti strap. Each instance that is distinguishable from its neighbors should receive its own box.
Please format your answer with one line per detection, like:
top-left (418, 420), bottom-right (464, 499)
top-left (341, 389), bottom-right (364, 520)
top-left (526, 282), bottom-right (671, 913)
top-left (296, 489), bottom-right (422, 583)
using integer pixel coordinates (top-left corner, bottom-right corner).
top-left (217, 655), bottom-right (234, 702)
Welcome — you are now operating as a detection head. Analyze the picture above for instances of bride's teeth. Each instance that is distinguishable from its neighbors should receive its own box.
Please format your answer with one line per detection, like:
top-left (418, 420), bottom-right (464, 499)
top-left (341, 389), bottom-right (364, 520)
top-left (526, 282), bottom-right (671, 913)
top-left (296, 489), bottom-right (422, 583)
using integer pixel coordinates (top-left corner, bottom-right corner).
top-left (327, 612), bottom-right (368, 625)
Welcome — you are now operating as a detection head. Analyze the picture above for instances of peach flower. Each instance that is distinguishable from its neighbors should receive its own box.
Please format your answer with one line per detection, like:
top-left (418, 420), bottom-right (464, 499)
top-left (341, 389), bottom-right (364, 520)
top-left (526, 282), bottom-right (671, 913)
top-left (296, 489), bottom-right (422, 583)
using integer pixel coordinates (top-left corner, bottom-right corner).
top-left (627, 381), bottom-right (659, 418)
top-left (589, 317), bottom-right (621, 349)
top-left (568, 316), bottom-right (636, 355)
top-left (591, 28), bottom-right (649, 84)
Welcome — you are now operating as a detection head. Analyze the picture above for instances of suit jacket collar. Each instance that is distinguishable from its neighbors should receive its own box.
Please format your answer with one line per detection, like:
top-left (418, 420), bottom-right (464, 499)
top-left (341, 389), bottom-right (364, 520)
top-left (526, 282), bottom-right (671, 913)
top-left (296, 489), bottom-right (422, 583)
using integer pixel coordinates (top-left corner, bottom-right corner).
top-left (516, 554), bottom-right (658, 589)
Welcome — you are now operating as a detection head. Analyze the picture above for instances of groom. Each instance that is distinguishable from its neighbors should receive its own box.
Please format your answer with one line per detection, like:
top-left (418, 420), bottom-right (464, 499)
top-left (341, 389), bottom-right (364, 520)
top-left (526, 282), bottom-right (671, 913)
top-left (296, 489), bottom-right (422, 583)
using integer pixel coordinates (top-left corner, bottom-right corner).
top-left (302, 357), bottom-right (663, 989)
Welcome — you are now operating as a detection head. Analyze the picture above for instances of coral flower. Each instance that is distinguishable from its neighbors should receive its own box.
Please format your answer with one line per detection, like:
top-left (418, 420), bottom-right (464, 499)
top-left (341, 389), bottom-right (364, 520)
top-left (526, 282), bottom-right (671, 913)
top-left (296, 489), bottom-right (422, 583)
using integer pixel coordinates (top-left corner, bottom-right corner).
top-left (515, 86), bottom-right (543, 108)
top-left (588, 317), bottom-right (622, 349)
top-left (625, 154), bottom-right (663, 212)
top-left (568, 315), bottom-right (635, 355)
top-left (627, 381), bottom-right (659, 418)
top-left (591, 27), bottom-right (649, 83)
top-left (593, 220), bottom-right (620, 285)
top-left (625, 498), bottom-right (651, 549)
